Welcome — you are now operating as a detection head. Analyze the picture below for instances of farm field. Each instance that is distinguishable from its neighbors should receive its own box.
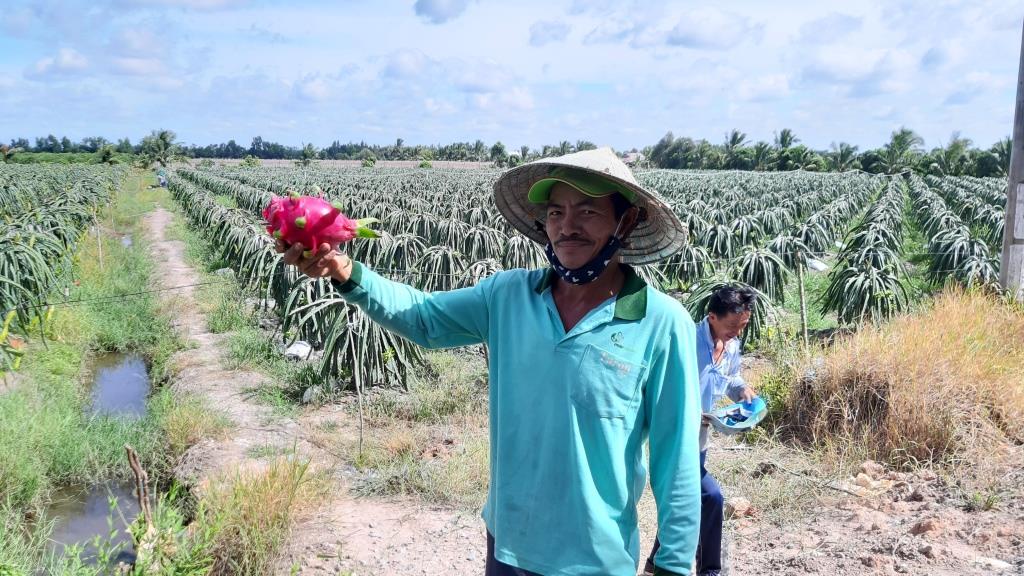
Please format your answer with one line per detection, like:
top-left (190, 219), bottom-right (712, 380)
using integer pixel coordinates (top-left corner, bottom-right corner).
top-left (0, 163), bottom-right (1021, 575)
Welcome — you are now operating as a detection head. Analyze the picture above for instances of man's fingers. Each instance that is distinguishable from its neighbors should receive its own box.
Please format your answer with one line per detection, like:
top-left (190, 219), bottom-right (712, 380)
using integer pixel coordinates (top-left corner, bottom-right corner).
top-left (282, 242), bottom-right (305, 265)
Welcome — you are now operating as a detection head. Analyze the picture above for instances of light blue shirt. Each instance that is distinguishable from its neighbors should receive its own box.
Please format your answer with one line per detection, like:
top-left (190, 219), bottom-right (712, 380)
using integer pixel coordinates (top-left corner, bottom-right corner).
top-left (334, 263), bottom-right (702, 576)
top-left (695, 317), bottom-right (748, 450)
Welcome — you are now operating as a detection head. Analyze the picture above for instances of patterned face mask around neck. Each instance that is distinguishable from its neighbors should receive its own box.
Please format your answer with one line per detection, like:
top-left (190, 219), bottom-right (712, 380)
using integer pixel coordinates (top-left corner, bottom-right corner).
top-left (544, 235), bottom-right (624, 285)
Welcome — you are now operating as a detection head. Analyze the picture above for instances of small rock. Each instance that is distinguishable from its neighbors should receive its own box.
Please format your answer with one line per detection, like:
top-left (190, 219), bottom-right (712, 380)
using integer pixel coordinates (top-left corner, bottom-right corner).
top-left (213, 267), bottom-right (235, 279)
top-left (302, 385), bottom-right (323, 404)
top-left (752, 461), bottom-right (779, 478)
top-left (907, 485), bottom-right (933, 502)
top-left (724, 497), bottom-right (753, 519)
top-left (854, 472), bottom-right (875, 489)
top-left (860, 555), bottom-right (881, 568)
top-left (909, 518), bottom-right (946, 537)
top-left (861, 460), bottom-right (885, 479)
top-left (974, 556), bottom-right (1012, 571)
top-left (285, 341), bottom-right (313, 361)
top-left (919, 544), bottom-right (936, 559)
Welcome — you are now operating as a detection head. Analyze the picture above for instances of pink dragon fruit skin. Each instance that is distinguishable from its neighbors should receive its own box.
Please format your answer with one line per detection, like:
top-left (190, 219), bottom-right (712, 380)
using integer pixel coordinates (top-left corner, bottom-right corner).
top-left (263, 192), bottom-right (379, 256)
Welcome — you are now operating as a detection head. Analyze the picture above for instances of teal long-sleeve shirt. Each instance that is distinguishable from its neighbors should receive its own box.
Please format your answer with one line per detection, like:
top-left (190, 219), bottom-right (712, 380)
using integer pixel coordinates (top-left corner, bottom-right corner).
top-left (333, 262), bottom-right (702, 576)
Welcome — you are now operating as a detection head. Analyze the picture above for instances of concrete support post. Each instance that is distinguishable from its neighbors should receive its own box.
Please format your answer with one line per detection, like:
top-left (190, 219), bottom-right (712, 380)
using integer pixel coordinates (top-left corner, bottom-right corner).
top-left (1000, 20), bottom-right (1024, 300)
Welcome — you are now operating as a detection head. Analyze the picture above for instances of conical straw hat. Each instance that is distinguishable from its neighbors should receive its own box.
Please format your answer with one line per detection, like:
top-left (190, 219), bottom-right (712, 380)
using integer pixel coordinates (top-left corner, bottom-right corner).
top-left (493, 147), bottom-right (686, 265)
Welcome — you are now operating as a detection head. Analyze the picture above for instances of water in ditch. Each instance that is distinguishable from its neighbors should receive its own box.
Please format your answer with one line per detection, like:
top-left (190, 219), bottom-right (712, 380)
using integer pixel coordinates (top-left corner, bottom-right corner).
top-left (44, 352), bottom-right (152, 565)
top-left (89, 352), bottom-right (149, 418)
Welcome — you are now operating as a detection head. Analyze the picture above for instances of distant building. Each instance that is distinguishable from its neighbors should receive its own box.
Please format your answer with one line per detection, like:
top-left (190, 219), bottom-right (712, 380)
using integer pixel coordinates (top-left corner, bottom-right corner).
top-left (623, 152), bottom-right (644, 166)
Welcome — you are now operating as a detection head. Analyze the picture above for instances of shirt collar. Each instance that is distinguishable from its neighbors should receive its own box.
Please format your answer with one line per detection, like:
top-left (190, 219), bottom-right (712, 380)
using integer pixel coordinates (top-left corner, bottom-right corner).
top-left (534, 265), bottom-right (648, 321)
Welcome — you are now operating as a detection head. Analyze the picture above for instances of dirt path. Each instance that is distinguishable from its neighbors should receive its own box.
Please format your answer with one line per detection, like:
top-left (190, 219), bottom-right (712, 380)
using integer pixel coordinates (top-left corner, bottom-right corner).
top-left (144, 208), bottom-right (485, 575)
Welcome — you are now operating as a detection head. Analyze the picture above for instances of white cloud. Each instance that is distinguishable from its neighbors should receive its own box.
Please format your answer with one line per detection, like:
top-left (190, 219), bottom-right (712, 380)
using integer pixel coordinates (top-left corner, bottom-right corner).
top-left (116, 0), bottom-right (248, 10)
top-left (584, 19), bottom-right (638, 45)
top-left (414, 0), bottom-right (473, 25)
top-left (453, 61), bottom-right (516, 93)
top-left (738, 74), bottom-right (791, 102)
top-left (242, 23), bottom-right (288, 44)
top-left (27, 48), bottom-right (89, 79)
top-left (797, 13), bottom-right (862, 44)
top-left (113, 28), bottom-right (165, 56)
top-left (294, 76), bottom-right (331, 102)
top-left (469, 86), bottom-right (534, 111)
top-left (110, 56), bottom-right (165, 76)
top-left (382, 49), bottom-right (431, 80)
top-left (529, 20), bottom-right (570, 47)
top-left (667, 8), bottom-right (762, 50)
top-left (424, 97), bottom-right (457, 115)
top-left (944, 71), bottom-right (1010, 106)
top-left (801, 47), bottom-right (915, 97)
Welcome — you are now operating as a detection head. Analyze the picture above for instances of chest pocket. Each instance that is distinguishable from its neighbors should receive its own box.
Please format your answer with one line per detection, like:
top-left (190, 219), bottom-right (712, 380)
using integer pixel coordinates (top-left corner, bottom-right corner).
top-left (571, 344), bottom-right (647, 419)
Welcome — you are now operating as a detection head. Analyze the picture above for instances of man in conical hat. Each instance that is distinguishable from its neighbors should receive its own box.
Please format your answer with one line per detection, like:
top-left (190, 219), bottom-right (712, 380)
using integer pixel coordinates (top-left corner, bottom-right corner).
top-left (281, 147), bottom-right (702, 576)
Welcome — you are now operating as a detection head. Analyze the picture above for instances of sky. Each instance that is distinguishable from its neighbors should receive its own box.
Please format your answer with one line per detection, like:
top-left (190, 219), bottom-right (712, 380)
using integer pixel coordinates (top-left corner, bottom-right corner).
top-left (0, 0), bottom-right (1021, 152)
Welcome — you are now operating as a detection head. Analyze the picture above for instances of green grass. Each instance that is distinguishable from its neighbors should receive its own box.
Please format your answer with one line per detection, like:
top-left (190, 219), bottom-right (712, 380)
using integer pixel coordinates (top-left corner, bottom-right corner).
top-left (777, 265), bottom-right (836, 336)
top-left (0, 171), bottom-right (227, 572)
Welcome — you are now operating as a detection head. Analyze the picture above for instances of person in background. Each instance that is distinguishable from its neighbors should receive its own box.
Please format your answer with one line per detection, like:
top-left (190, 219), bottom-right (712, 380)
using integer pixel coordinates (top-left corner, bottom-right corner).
top-left (645, 284), bottom-right (758, 576)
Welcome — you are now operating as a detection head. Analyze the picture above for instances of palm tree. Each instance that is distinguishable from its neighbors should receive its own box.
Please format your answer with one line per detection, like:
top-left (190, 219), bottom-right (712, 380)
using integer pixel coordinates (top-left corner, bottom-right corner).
top-left (140, 129), bottom-right (182, 167)
top-left (826, 142), bottom-right (860, 172)
top-left (990, 137), bottom-right (1011, 176)
top-left (723, 130), bottom-right (749, 169)
top-left (774, 128), bottom-right (799, 150)
top-left (876, 127), bottom-right (923, 174)
top-left (296, 143), bottom-right (319, 167)
top-left (471, 140), bottom-right (487, 161)
top-left (557, 141), bottom-right (573, 156)
top-left (750, 142), bottom-right (774, 171)
top-left (519, 145), bottom-right (531, 162)
top-left (927, 133), bottom-right (972, 176)
top-left (694, 140), bottom-right (722, 169)
top-left (788, 146), bottom-right (824, 171)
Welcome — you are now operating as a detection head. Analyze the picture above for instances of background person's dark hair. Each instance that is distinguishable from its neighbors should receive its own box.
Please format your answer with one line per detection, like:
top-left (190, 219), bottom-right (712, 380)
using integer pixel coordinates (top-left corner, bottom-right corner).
top-left (707, 284), bottom-right (757, 317)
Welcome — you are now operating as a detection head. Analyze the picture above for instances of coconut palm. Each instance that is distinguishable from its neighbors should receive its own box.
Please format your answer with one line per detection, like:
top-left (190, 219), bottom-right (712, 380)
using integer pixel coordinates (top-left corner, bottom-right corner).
top-left (140, 129), bottom-right (182, 167)
top-left (826, 142), bottom-right (860, 172)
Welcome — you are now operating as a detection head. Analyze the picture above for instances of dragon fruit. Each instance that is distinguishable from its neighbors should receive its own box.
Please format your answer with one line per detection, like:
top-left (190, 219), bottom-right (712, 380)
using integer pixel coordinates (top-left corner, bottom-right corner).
top-left (263, 191), bottom-right (379, 257)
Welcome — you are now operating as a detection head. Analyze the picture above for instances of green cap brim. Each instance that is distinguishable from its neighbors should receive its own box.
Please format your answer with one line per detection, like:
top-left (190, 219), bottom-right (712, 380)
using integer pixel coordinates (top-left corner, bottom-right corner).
top-left (527, 168), bottom-right (636, 204)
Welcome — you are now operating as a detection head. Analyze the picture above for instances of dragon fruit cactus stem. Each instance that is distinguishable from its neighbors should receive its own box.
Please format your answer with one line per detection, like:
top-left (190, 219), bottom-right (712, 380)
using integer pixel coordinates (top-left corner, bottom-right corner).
top-left (263, 191), bottom-right (379, 258)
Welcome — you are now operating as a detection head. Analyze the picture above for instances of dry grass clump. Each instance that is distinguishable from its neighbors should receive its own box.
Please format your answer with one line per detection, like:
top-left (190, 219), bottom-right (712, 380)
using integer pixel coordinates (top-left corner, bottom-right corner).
top-left (789, 289), bottom-right (1023, 473)
top-left (198, 457), bottom-right (327, 575)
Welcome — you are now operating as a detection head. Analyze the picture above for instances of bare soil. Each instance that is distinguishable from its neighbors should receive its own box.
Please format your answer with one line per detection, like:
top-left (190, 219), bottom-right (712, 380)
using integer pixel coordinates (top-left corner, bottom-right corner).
top-left (145, 208), bottom-right (484, 575)
top-left (146, 206), bottom-right (1023, 575)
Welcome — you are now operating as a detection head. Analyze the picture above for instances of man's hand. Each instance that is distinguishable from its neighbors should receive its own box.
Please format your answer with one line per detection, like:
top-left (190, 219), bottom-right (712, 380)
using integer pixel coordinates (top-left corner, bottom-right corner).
top-left (276, 241), bottom-right (354, 284)
top-left (738, 386), bottom-right (757, 403)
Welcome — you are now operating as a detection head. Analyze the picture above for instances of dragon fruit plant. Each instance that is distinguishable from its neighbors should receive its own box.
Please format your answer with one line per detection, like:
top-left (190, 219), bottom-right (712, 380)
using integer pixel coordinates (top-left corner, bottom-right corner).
top-left (263, 191), bottom-right (380, 257)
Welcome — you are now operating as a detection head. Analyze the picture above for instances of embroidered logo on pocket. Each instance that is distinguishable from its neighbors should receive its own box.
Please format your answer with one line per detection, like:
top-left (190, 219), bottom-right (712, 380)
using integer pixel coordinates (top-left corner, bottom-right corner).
top-left (599, 350), bottom-right (634, 378)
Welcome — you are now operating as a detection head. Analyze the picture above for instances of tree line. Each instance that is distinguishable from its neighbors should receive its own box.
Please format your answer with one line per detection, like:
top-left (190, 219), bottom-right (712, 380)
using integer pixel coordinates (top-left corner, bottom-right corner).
top-left (1, 128), bottom-right (1011, 177)
top-left (644, 128), bottom-right (1011, 177)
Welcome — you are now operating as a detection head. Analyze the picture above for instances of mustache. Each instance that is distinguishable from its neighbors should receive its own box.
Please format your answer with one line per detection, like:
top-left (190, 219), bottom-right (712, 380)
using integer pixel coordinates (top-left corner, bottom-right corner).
top-left (555, 236), bottom-right (592, 245)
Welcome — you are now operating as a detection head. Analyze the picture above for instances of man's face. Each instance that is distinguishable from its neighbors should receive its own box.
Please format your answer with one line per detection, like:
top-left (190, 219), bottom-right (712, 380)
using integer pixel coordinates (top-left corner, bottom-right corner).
top-left (544, 182), bottom-right (619, 270)
top-left (708, 310), bottom-right (751, 341)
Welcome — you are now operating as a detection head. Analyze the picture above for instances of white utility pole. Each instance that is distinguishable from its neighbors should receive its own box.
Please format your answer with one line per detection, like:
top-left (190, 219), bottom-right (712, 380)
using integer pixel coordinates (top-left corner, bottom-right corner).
top-left (1001, 19), bottom-right (1024, 300)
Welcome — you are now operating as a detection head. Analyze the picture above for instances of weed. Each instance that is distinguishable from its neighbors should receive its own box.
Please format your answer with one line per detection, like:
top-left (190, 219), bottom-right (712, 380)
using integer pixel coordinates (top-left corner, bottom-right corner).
top-left (787, 289), bottom-right (1024, 478)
